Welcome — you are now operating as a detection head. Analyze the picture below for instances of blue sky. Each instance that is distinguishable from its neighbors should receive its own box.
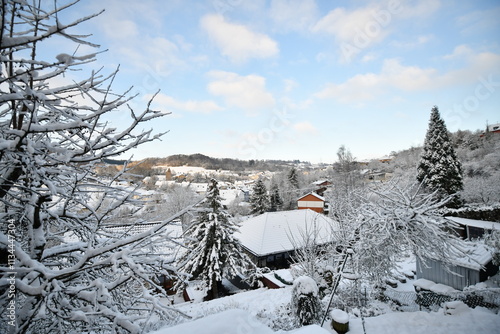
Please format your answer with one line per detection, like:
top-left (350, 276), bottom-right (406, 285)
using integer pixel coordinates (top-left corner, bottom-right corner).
top-left (58, 0), bottom-right (500, 163)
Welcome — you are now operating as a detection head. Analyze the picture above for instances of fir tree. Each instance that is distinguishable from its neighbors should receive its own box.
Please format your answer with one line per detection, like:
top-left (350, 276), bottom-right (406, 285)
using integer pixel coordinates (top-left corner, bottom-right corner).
top-left (269, 183), bottom-right (283, 212)
top-left (250, 179), bottom-right (270, 214)
top-left (177, 179), bottom-right (253, 299)
top-left (288, 167), bottom-right (300, 189)
top-left (417, 106), bottom-right (463, 203)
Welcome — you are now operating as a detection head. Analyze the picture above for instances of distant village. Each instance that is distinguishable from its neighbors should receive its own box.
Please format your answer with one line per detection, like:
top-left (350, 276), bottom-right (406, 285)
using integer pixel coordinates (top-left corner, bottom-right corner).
top-left (95, 147), bottom-right (500, 304)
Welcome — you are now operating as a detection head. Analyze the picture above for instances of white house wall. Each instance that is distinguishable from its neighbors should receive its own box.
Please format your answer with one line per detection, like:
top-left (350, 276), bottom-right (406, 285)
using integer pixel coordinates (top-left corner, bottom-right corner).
top-left (297, 201), bottom-right (323, 208)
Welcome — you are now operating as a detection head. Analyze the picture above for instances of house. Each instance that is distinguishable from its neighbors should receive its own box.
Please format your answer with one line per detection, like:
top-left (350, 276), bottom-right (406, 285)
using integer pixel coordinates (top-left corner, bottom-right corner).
top-left (416, 242), bottom-right (498, 290)
top-left (486, 123), bottom-right (500, 134)
top-left (165, 168), bottom-right (173, 181)
top-left (480, 122), bottom-right (500, 137)
top-left (445, 216), bottom-right (500, 240)
top-left (378, 155), bottom-right (393, 163)
top-left (364, 171), bottom-right (392, 183)
top-left (312, 179), bottom-right (331, 196)
top-left (236, 209), bottom-right (338, 269)
top-left (297, 192), bottom-right (326, 214)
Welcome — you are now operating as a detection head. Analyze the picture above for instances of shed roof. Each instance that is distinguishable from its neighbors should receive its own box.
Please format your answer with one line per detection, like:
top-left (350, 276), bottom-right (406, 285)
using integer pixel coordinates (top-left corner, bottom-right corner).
top-left (450, 242), bottom-right (493, 271)
top-left (236, 209), bottom-right (338, 257)
top-left (445, 216), bottom-right (500, 231)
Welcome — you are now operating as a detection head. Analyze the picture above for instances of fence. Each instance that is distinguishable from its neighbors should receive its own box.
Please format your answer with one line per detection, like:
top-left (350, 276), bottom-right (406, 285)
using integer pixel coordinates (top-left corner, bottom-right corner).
top-left (379, 288), bottom-right (500, 312)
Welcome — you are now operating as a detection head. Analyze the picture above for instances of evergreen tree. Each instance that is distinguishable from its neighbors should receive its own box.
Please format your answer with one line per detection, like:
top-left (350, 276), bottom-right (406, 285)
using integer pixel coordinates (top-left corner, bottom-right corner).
top-left (250, 179), bottom-right (270, 214)
top-left (288, 167), bottom-right (300, 189)
top-left (417, 106), bottom-right (463, 203)
top-left (177, 179), bottom-right (253, 299)
top-left (269, 183), bottom-right (283, 212)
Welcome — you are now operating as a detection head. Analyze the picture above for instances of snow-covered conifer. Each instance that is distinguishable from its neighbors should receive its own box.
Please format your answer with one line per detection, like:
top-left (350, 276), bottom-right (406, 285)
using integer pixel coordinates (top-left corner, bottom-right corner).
top-left (291, 276), bottom-right (322, 326)
top-left (288, 167), bottom-right (300, 189)
top-left (269, 183), bottom-right (283, 212)
top-left (250, 179), bottom-right (270, 214)
top-left (177, 179), bottom-right (254, 299)
top-left (417, 106), bottom-right (463, 204)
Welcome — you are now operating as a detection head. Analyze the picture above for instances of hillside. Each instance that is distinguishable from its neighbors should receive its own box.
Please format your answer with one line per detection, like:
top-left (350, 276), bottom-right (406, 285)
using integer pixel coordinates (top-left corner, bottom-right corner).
top-left (127, 153), bottom-right (311, 175)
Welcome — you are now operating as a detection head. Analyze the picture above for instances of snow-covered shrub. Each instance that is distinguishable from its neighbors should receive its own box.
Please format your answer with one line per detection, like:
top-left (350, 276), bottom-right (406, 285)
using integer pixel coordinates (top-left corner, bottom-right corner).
top-left (485, 229), bottom-right (500, 265)
top-left (291, 276), bottom-right (323, 326)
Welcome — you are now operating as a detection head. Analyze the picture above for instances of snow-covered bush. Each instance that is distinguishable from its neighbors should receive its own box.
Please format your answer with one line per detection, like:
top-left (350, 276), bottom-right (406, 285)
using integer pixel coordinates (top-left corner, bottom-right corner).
top-left (485, 229), bottom-right (500, 265)
top-left (291, 276), bottom-right (323, 326)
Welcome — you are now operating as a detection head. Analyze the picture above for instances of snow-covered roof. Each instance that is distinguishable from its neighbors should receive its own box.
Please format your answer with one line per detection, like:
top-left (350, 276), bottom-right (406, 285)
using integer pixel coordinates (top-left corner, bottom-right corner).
top-left (104, 221), bottom-right (184, 238)
top-left (297, 192), bottom-right (325, 201)
top-left (445, 216), bottom-right (500, 231)
top-left (487, 123), bottom-right (500, 132)
top-left (219, 189), bottom-right (241, 206)
top-left (447, 242), bottom-right (493, 271)
top-left (236, 209), bottom-right (338, 257)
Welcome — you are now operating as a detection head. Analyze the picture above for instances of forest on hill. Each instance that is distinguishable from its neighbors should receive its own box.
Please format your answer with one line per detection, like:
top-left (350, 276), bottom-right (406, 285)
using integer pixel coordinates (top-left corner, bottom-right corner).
top-left (125, 153), bottom-right (310, 175)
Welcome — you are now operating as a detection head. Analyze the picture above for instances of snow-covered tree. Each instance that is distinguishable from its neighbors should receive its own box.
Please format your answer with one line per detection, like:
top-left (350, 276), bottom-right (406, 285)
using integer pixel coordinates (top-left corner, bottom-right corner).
top-left (288, 167), bottom-right (300, 189)
top-left (291, 276), bottom-right (322, 326)
top-left (461, 172), bottom-right (500, 205)
top-left (417, 106), bottom-right (463, 204)
top-left (161, 184), bottom-right (201, 229)
top-left (334, 145), bottom-right (360, 195)
top-left (485, 230), bottom-right (500, 266)
top-left (350, 181), bottom-right (466, 285)
top-left (269, 183), bottom-right (283, 212)
top-left (176, 179), bottom-right (254, 299)
top-left (0, 2), bottom-right (187, 333)
top-left (250, 179), bottom-right (269, 214)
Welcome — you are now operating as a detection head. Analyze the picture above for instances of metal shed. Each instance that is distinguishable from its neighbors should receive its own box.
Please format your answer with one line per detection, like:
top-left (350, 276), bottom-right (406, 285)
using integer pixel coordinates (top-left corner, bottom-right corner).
top-left (416, 243), bottom-right (498, 290)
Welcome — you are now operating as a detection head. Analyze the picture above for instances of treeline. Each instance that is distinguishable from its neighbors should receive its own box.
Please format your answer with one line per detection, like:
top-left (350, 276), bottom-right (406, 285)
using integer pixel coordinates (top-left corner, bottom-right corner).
top-left (127, 153), bottom-right (309, 176)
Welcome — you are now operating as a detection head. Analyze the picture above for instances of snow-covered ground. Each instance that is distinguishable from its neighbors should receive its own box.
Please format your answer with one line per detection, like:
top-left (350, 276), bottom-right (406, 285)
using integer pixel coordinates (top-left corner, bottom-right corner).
top-left (155, 255), bottom-right (500, 334)
top-left (154, 295), bottom-right (500, 334)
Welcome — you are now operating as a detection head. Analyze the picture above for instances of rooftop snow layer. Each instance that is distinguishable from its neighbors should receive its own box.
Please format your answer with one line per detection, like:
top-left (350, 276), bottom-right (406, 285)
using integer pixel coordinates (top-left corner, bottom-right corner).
top-left (236, 209), bottom-right (338, 256)
top-left (445, 216), bottom-right (500, 231)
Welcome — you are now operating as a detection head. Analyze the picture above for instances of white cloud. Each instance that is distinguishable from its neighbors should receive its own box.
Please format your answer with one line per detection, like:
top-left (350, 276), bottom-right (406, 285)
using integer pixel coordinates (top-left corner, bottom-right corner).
top-left (269, 0), bottom-right (318, 32)
top-left (200, 14), bottom-right (279, 63)
top-left (151, 94), bottom-right (223, 114)
top-left (361, 53), bottom-right (377, 62)
top-left (293, 121), bottom-right (318, 135)
top-left (100, 19), bottom-right (139, 40)
top-left (316, 49), bottom-right (500, 103)
top-left (312, 5), bottom-right (390, 45)
top-left (443, 45), bottom-right (474, 60)
top-left (283, 79), bottom-right (298, 93)
top-left (207, 71), bottom-right (275, 115)
top-left (398, 0), bottom-right (441, 19)
top-left (391, 34), bottom-right (433, 49)
top-left (88, 0), bottom-right (186, 78)
top-left (311, 1), bottom-right (440, 61)
top-left (456, 7), bottom-right (500, 36)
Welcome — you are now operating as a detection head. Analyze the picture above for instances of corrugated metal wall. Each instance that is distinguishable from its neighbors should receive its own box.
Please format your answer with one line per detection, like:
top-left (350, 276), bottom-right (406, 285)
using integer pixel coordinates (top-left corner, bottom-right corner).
top-left (416, 257), bottom-right (480, 290)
